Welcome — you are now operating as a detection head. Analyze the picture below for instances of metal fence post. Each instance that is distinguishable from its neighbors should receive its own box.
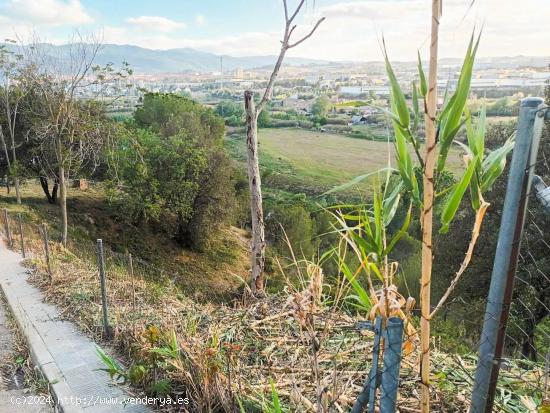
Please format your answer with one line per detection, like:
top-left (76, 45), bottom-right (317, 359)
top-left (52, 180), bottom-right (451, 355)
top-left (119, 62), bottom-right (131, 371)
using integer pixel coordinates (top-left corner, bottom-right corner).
top-left (470, 97), bottom-right (546, 412)
top-left (17, 213), bottom-right (25, 258)
top-left (96, 239), bottom-right (112, 339)
top-left (351, 317), bottom-right (382, 413)
top-left (41, 223), bottom-right (52, 277)
top-left (379, 317), bottom-right (404, 413)
top-left (3, 209), bottom-right (12, 248)
top-left (128, 252), bottom-right (137, 333)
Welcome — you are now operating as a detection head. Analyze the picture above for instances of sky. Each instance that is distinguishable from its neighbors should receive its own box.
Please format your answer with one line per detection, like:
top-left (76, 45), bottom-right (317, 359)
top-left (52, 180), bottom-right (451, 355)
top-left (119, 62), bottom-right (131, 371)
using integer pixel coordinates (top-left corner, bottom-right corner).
top-left (0, 0), bottom-right (548, 61)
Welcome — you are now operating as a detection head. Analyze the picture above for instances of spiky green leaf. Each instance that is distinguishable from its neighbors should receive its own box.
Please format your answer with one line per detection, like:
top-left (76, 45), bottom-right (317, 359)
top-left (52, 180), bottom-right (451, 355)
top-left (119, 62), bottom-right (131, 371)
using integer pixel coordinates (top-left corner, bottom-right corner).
top-left (440, 156), bottom-right (478, 233)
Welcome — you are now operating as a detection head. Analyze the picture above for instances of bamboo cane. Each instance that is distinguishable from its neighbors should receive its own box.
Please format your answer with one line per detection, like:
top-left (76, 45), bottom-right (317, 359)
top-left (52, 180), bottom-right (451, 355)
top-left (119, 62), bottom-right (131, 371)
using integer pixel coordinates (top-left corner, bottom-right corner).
top-left (420, 1), bottom-right (441, 412)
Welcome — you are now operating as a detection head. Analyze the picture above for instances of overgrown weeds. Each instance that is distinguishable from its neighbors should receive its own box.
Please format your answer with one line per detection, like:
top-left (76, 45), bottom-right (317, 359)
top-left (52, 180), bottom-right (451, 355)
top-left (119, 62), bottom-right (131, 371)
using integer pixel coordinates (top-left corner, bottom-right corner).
top-left (1, 197), bottom-right (546, 412)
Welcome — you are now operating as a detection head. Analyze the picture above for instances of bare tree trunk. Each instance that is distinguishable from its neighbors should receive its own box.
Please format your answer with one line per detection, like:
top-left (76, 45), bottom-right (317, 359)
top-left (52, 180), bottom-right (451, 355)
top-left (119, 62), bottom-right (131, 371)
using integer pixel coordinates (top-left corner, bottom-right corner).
top-left (0, 126), bottom-right (11, 194)
top-left (52, 179), bottom-right (59, 204)
top-left (11, 143), bottom-right (21, 204)
top-left (12, 136), bottom-right (21, 204)
top-left (241, 1), bottom-right (324, 296)
top-left (14, 178), bottom-right (21, 204)
top-left (56, 135), bottom-right (68, 247)
top-left (244, 91), bottom-right (266, 294)
top-left (420, 1), bottom-right (441, 412)
top-left (59, 164), bottom-right (68, 247)
top-left (9, 128), bottom-right (21, 204)
top-left (39, 177), bottom-right (53, 203)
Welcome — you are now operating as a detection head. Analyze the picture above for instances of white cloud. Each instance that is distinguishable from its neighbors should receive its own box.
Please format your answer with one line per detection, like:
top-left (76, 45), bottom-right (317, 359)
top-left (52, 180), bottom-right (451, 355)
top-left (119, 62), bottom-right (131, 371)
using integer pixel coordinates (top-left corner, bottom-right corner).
top-left (103, 25), bottom-right (280, 55)
top-left (293, 0), bottom-right (550, 61)
top-left (195, 14), bottom-right (205, 26)
top-left (4, 0), bottom-right (548, 62)
top-left (102, 0), bottom-right (550, 62)
top-left (1, 0), bottom-right (93, 25)
top-left (125, 16), bottom-right (186, 32)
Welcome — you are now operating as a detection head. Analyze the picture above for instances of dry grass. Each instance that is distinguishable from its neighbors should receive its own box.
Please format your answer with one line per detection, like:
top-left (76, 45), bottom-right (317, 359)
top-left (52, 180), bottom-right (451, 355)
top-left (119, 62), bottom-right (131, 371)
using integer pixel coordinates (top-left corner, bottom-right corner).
top-left (19, 234), bottom-right (474, 413)
top-left (1, 201), bottom-right (546, 412)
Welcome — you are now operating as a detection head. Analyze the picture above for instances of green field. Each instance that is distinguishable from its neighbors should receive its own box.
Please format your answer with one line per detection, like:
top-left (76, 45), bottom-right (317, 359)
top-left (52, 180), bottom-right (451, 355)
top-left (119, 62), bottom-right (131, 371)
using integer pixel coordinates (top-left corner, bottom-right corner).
top-left (259, 128), bottom-right (463, 184)
top-left (226, 128), bottom-right (465, 196)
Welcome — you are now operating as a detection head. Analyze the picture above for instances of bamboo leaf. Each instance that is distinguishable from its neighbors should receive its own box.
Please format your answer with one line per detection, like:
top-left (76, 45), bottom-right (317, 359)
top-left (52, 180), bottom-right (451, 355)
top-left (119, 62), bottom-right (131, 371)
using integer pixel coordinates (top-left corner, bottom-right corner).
top-left (465, 106), bottom-right (476, 155)
top-left (469, 164), bottom-right (482, 211)
top-left (394, 127), bottom-right (420, 205)
top-left (382, 180), bottom-right (403, 225)
top-left (368, 262), bottom-right (384, 282)
top-left (437, 32), bottom-right (481, 171)
top-left (323, 167), bottom-right (396, 195)
top-left (440, 156), bottom-right (478, 233)
top-left (417, 51), bottom-right (427, 97)
top-left (481, 138), bottom-right (514, 191)
top-left (351, 228), bottom-right (378, 255)
top-left (384, 46), bottom-right (410, 129)
top-left (474, 105), bottom-right (486, 157)
top-left (412, 80), bottom-right (420, 132)
top-left (373, 187), bottom-right (383, 256)
top-left (340, 260), bottom-right (372, 310)
top-left (384, 203), bottom-right (412, 256)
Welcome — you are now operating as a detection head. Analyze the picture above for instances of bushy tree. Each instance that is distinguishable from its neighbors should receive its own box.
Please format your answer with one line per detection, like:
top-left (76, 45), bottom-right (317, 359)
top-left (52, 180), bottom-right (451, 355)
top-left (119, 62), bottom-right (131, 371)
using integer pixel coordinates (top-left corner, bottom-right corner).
top-left (111, 127), bottom-right (205, 225)
top-left (311, 96), bottom-right (331, 117)
top-left (215, 101), bottom-right (244, 126)
top-left (112, 93), bottom-right (238, 251)
top-left (257, 109), bottom-right (271, 128)
top-left (266, 204), bottom-right (315, 260)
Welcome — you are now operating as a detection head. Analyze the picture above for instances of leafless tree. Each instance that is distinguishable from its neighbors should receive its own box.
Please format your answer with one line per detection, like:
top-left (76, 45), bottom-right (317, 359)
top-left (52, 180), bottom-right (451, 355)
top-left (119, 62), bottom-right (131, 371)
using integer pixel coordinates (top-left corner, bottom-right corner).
top-left (244, 0), bottom-right (324, 295)
top-left (19, 32), bottom-right (131, 246)
top-left (0, 41), bottom-right (27, 204)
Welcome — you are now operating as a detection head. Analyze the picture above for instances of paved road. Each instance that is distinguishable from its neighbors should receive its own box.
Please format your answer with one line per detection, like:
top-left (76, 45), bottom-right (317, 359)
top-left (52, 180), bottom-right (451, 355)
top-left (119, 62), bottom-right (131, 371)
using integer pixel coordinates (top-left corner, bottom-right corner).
top-left (0, 293), bottom-right (52, 413)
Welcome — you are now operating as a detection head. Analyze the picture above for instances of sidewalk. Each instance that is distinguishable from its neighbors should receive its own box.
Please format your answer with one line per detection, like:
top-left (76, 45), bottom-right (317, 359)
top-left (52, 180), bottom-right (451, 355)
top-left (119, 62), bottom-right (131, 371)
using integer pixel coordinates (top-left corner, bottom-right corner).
top-left (0, 246), bottom-right (151, 413)
top-left (0, 289), bottom-right (51, 413)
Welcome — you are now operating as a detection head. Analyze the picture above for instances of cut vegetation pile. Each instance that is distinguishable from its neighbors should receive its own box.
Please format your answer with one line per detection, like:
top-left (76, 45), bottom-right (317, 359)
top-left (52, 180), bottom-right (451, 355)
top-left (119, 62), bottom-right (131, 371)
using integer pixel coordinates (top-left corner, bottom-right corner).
top-left (0, 216), bottom-right (542, 412)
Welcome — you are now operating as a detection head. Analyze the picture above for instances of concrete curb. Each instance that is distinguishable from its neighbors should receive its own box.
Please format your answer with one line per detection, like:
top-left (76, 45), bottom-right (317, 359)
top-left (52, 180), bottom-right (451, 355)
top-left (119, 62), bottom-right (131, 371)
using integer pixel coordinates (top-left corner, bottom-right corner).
top-left (1, 276), bottom-right (83, 413)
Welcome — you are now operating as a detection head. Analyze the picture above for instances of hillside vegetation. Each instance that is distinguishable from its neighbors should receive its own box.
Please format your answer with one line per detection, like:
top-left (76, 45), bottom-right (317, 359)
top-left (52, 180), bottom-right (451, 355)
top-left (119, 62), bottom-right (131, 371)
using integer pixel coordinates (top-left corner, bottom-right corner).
top-left (0, 183), bottom-right (249, 302)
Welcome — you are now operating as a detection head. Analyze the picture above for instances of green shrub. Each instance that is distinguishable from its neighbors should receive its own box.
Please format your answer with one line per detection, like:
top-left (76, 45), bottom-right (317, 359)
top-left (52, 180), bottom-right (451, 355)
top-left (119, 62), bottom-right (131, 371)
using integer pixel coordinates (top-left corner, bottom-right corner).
top-left (110, 93), bottom-right (239, 251)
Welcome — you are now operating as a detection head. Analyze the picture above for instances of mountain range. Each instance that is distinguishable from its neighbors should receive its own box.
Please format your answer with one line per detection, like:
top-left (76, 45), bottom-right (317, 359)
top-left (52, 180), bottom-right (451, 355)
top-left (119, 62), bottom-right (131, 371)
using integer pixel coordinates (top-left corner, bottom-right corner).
top-left (4, 43), bottom-right (549, 74)
top-left (51, 43), bottom-right (329, 73)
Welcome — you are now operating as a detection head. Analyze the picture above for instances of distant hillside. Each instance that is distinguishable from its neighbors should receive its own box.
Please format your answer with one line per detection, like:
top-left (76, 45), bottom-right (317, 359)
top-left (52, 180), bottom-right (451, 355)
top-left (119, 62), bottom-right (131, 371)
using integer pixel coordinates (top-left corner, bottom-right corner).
top-left (4, 43), bottom-right (329, 73)
top-left (4, 42), bottom-right (548, 73)
top-left (94, 44), bottom-right (334, 73)
top-left (75, 48), bottom-right (550, 73)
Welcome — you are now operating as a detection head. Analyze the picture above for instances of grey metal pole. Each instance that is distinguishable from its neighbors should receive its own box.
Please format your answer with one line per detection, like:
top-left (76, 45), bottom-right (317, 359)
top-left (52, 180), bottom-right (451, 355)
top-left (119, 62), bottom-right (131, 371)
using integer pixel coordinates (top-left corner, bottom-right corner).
top-left (351, 317), bottom-right (382, 413)
top-left (96, 239), bottom-right (111, 339)
top-left (41, 223), bottom-right (52, 277)
top-left (128, 253), bottom-right (137, 333)
top-left (379, 317), bottom-right (404, 413)
top-left (3, 209), bottom-right (12, 248)
top-left (470, 97), bottom-right (546, 412)
top-left (367, 317), bottom-right (383, 413)
top-left (17, 213), bottom-right (25, 258)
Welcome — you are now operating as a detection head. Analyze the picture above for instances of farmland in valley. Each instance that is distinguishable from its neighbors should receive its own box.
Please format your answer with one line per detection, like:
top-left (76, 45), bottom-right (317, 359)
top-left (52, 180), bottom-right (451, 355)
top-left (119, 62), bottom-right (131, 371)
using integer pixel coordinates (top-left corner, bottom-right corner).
top-left (227, 128), bottom-right (464, 195)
